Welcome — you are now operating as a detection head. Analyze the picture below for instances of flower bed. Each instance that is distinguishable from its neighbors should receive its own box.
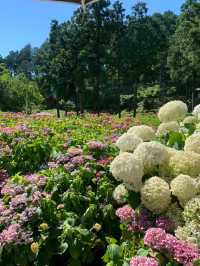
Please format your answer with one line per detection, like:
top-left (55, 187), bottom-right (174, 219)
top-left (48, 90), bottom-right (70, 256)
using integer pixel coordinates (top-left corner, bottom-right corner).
top-left (0, 107), bottom-right (200, 266)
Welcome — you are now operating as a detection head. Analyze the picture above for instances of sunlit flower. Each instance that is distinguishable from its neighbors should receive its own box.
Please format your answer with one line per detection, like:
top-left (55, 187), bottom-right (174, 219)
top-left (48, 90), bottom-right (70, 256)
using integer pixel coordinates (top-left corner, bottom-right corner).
top-left (184, 133), bottom-right (200, 154)
top-left (110, 152), bottom-right (143, 192)
top-left (115, 133), bottom-right (142, 152)
top-left (156, 121), bottom-right (180, 136)
top-left (141, 176), bottom-right (171, 214)
top-left (158, 100), bottom-right (187, 122)
top-left (134, 141), bottom-right (169, 175)
top-left (170, 174), bottom-right (197, 207)
top-left (169, 151), bottom-right (200, 177)
top-left (127, 125), bottom-right (155, 141)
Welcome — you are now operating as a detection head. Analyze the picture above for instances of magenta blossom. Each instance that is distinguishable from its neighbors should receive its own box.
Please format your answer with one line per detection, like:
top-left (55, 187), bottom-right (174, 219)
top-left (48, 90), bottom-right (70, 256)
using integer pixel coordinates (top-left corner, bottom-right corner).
top-left (144, 228), bottom-right (166, 250)
top-left (144, 228), bottom-right (200, 266)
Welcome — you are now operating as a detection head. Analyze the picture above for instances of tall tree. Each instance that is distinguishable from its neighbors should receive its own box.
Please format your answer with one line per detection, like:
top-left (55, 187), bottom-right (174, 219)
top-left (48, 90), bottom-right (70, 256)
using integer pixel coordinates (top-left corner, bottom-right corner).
top-left (126, 2), bottom-right (153, 116)
top-left (106, 0), bottom-right (126, 115)
top-left (5, 45), bottom-right (35, 79)
top-left (168, 0), bottom-right (200, 106)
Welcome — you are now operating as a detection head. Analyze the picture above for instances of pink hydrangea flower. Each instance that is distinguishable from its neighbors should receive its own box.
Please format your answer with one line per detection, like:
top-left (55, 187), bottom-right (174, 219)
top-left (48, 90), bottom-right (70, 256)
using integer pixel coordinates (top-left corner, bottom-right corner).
top-left (144, 228), bottom-right (200, 265)
top-left (87, 141), bottom-right (107, 151)
top-left (130, 256), bottom-right (158, 266)
top-left (116, 205), bottom-right (135, 224)
top-left (144, 228), bottom-right (166, 250)
top-left (172, 239), bottom-right (200, 265)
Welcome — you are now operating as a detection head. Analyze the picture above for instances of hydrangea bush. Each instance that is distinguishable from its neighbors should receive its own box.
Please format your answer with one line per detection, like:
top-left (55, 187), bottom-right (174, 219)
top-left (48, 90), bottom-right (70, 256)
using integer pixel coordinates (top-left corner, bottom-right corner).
top-left (105, 100), bottom-right (200, 266)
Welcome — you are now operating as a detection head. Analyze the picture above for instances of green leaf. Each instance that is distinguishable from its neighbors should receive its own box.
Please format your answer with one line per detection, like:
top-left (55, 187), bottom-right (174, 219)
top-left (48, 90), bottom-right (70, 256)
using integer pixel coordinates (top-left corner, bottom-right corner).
top-left (167, 132), bottom-right (185, 150)
top-left (193, 259), bottom-right (200, 266)
top-left (137, 248), bottom-right (149, 256)
top-left (105, 237), bottom-right (118, 245)
top-left (58, 242), bottom-right (68, 255)
top-left (107, 244), bottom-right (122, 261)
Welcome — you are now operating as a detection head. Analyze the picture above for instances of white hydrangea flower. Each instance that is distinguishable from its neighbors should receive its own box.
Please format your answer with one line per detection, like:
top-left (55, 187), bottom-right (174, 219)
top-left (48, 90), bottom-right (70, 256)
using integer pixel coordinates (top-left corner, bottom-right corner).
top-left (134, 141), bottom-right (169, 175)
top-left (175, 221), bottom-right (200, 247)
top-left (170, 175), bottom-right (197, 207)
top-left (195, 176), bottom-right (200, 194)
top-left (183, 196), bottom-right (200, 223)
top-left (183, 116), bottom-right (197, 124)
top-left (193, 104), bottom-right (200, 119)
top-left (158, 100), bottom-right (188, 122)
top-left (113, 184), bottom-right (128, 204)
top-left (141, 176), bottom-right (171, 214)
top-left (115, 133), bottom-right (142, 153)
top-left (110, 152), bottom-right (143, 192)
top-left (169, 151), bottom-right (200, 177)
top-left (166, 203), bottom-right (184, 229)
top-left (167, 147), bottom-right (180, 157)
top-left (127, 125), bottom-right (155, 141)
top-left (184, 134), bottom-right (200, 154)
top-left (156, 121), bottom-right (180, 136)
top-left (159, 147), bottom-right (179, 179)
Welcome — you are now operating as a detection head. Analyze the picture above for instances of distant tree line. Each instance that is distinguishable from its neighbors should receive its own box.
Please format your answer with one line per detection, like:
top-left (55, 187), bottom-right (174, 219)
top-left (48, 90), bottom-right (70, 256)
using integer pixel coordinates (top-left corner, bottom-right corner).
top-left (0, 0), bottom-right (200, 115)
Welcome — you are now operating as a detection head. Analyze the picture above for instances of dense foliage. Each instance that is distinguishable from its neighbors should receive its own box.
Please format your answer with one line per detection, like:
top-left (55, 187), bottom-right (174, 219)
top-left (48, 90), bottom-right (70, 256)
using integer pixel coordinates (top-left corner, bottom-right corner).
top-left (0, 111), bottom-right (158, 265)
top-left (1, 0), bottom-right (200, 114)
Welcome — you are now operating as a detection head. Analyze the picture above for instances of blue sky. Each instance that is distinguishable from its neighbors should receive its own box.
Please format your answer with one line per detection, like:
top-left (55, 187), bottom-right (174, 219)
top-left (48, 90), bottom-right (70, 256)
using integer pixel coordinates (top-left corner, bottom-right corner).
top-left (0, 0), bottom-right (185, 57)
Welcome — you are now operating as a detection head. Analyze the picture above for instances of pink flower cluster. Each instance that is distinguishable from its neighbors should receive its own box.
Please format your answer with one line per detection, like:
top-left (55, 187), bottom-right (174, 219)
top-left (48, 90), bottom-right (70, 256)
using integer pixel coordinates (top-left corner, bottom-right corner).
top-left (116, 205), bottom-right (174, 233)
top-left (25, 174), bottom-right (47, 187)
top-left (144, 228), bottom-right (200, 265)
top-left (96, 157), bottom-right (112, 166)
top-left (116, 206), bottom-right (153, 232)
top-left (116, 205), bottom-right (135, 223)
top-left (0, 224), bottom-right (33, 245)
top-left (130, 256), bottom-right (158, 266)
top-left (0, 127), bottom-right (16, 135)
top-left (87, 141), bottom-right (107, 151)
top-left (1, 184), bottom-right (24, 197)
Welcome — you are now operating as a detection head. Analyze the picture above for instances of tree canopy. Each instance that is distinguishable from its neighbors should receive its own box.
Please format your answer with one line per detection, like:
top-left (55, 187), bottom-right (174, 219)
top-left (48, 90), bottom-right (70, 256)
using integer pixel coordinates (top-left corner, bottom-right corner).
top-left (1, 0), bottom-right (200, 114)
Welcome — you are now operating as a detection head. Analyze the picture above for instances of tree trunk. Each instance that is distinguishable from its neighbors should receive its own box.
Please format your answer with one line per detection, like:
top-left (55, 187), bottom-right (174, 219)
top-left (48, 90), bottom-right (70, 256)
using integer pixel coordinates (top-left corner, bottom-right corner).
top-left (75, 89), bottom-right (79, 116)
top-left (56, 106), bottom-right (60, 118)
top-left (133, 84), bottom-right (137, 118)
top-left (78, 89), bottom-right (84, 115)
top-left (118, 74), bottom-right (121, 118)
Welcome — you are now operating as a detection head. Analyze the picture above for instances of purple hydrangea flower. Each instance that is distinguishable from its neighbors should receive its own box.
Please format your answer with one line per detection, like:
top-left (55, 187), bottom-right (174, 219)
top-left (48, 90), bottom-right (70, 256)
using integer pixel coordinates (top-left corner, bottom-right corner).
top-left (155, 216), bottom-right (175, 232)
top-left (20, 207), bottom-right (38, 223)
top-left (129, 208), bottom-right (153, 232)
top-left (1, 184), bottom-right (24, 197)
top-left (71, 156), bottom-right (85, 166)
top-left (10, 194), bottom-right (28, 211)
